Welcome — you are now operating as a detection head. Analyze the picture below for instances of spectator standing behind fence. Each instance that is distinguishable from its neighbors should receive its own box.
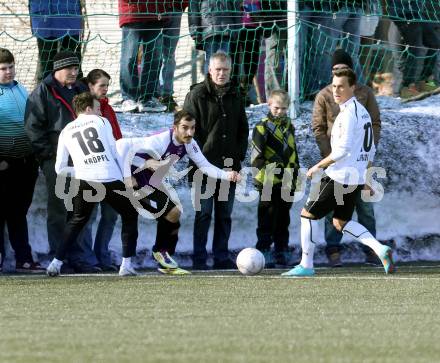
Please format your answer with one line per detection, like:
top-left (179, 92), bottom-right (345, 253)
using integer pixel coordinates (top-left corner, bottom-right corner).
top-left (188, 0), bottom-right (241, 74)
top-left (388, 1), bottom-right (440, 98)
top-left (300, 0), bottom-right (365, 98)
top-left (29, 0), bottom-right (83, 83)
top-left (232, 0), bottom-right (264, 104)
top-left (251, 90), bottom-right (299, 268)
top-left (118, 0), bottom-right (169, 113)
top-left (312, 49), bottom-right (382, 267)
top-left (24, 51), bottom-right (101, 273)
top-left (263, 0), bottom-right (288, 99)
top-left (184, 52), bottom-right (248, 270)
top-left (0, 48), bottom-right (44, 273)
top-left (82, 69), bottom-right (122, 272)
top-left (157, 1), bottom-right (189, 112)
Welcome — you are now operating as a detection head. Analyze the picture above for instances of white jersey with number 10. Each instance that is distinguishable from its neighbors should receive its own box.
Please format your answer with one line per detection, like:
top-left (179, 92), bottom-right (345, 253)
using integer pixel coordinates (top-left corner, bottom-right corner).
top-left (325, 97), bottom-right (376, 185)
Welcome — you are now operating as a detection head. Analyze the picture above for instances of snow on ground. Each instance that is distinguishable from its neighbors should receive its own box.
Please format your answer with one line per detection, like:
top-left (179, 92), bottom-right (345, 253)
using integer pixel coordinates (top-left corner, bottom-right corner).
top-left (12, 94), bottom-right (440, 266)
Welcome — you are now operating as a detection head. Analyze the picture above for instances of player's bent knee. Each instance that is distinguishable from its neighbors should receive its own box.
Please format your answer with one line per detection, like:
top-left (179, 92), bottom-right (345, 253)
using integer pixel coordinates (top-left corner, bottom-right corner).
top-left (165, 207), bottom-right (181, 223)
top-left (333, 218), bottom-right (347, 232)
top-left (301, 209), bottom-right (317, 220)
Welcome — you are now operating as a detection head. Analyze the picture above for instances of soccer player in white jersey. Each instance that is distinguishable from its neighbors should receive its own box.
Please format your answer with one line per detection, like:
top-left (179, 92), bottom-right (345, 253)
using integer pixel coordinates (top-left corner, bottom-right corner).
top-left (46, 92), bottom-right (139, 277)
top-left (116, 110), bottom-right (240, 274)
top-left (282, 68), bottom-right (394, 277)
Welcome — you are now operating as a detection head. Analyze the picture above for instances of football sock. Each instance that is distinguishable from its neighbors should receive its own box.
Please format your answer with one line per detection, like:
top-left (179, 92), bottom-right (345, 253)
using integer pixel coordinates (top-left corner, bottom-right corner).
top-left (121, 257), bottom-right (132, 268)
top-left (52, 258), bottom-right (63, 268)
top-left (343, 221), bottom-right (383, 256)
top-left (153, 217), bottom-right (180, 255)
top-left (299, 217), bottom-right (318, 269)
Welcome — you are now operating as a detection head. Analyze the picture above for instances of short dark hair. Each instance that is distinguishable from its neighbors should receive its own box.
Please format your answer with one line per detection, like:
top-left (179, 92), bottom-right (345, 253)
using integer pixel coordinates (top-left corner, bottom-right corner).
top-left (0, 48), bottom-right (14, 64)
top-left (333, 68), bottom-right (357, 86)
top-left (86, 69), bottom-right (111, 85)
top-left (73, 92), bottom-right (98, 115)
top-left (174, 110), bottom-right (195, 125)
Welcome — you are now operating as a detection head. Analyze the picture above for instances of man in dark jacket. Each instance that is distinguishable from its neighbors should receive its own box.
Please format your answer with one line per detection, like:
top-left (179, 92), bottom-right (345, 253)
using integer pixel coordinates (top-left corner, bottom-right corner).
top-left (24, 51), bottom-right (100, 273)
top-left (184, 51), bottom-right (248, 269)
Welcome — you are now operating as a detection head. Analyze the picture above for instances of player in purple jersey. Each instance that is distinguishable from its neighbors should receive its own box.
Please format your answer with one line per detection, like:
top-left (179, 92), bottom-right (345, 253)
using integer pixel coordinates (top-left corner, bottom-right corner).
top-left (117, 110), bottom-right (240, 274)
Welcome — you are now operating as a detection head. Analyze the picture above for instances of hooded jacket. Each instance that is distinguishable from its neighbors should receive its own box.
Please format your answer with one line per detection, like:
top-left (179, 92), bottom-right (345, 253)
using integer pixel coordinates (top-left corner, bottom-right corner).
top-left (24, 73), bottom-right (87, 162)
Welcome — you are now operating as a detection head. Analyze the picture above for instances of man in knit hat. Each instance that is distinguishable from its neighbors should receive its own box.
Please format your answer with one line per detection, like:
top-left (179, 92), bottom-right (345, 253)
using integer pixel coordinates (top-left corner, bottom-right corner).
top-left (25, 51), bottom-right (101, 273)
top-left (311, 48), bottom-right (384, 267)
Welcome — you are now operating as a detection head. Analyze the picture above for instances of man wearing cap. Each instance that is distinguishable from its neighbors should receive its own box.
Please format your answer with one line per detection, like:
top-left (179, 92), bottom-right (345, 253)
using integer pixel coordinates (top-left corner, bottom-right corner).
top-left (311, 48), bottom-right (382, 267)
top-left (25, 51), bottom-right (101, 273)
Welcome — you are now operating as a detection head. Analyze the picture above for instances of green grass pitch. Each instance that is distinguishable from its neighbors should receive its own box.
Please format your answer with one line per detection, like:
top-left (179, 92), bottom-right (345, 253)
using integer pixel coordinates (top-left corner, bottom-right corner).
top-left (1, 265), bottom-right (440, 363)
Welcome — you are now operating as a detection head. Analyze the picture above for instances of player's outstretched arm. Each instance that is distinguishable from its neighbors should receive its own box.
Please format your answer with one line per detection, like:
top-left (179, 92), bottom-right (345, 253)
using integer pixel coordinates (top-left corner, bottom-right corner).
top-left (186, 139), bottom-right (231, 180)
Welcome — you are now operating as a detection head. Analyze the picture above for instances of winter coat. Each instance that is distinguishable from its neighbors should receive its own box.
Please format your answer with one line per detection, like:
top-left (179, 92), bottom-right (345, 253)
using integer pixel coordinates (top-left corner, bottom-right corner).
top-left (29, 0), bottom-right (82, 38)
top-left (312, 83), bottom-right (381, 158)
top-left (188, 0), bottom-right (242, 41)
top-left (118, 0), bottom-right (187, 27)
top-left (99, 98), bottom-right (122, 140)
top-left (24, 74), bottom-right (87, 162)
top-left (0, 81), bottom-right (32, 158)
top-left (251, 113), bottom-right (299, 190)
top-left (183, 76), bottom-right (249, 172)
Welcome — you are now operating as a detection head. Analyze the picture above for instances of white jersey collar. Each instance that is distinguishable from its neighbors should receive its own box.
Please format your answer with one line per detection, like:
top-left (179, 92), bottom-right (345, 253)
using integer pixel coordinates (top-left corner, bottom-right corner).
top-left (339, 96), bottom-right (356, 111)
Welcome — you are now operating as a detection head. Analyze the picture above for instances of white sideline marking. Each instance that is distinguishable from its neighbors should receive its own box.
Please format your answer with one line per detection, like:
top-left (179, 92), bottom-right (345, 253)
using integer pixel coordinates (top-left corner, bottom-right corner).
top-left (3, 265), bottom-right (440, 280)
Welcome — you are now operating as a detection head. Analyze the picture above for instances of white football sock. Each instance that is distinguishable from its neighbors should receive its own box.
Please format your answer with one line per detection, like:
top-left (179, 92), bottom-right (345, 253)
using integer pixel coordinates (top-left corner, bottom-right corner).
top-left (343, 221), bottom-right (383, 256)
top-left (121, 257), bottom-right (132, 268)
top-left (299, 217), bottom-right (318, 269)
top-left (51, 258), bottom-right (63, 267)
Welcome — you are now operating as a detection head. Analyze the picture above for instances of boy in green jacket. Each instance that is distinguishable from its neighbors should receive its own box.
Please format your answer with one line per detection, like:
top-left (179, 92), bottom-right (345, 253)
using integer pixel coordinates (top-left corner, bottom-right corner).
top-left (251, 90), bottom-right (299, 267)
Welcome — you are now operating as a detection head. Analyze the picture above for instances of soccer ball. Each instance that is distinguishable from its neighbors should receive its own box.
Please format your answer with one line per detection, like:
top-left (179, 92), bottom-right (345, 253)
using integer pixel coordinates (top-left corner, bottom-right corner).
top-left (236, 248), bottom-right (265, 275)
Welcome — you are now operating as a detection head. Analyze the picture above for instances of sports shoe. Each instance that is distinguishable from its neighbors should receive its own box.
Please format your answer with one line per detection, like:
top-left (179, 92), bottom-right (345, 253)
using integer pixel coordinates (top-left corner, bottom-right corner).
top-left (281, 265), bottom-right (315, 277)
top-left (261, 250), bottom-right (275, 269)
top-left (400, 84), bottom-right (423, 99)
top-left (417, 79), bottom-right (440, 93)
top-left (137, 98), bottom-right (167, 113)
top-left (46, 260), bottom-right (62, 277)
top-left (158, 267), bottom-right (191, 275)
top-left (153, 251), bottom-right (178, 269)
top-left (118, 264), bottom-right (138, 276)
top-left (327, 251), bottom-right (343, 268)
top-left (192, 260), bottom-right (210, 270)
top-left (98, 264), bottom-right (119, 272)
top-left (72, 263), bottom-right (102, 273)
top-left (212, 258), bottom-right (236, 270)
top-left (364, 252), bottom-right (381, 266)
top-left (377, 246), bottom-right (395, 274)
top-left (16, 261), bottom-right (45, 273)
top-left (274, 251), bottom-right (289, 266)
top-left (159, 94), bottom-right (179, 112)
top-left (121, 99), bottom-right (138, 113)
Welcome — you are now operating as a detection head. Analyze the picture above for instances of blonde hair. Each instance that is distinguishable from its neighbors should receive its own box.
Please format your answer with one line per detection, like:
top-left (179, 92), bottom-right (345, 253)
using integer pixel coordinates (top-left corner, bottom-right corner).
top-left (268, 89), bottom-right (290, 105)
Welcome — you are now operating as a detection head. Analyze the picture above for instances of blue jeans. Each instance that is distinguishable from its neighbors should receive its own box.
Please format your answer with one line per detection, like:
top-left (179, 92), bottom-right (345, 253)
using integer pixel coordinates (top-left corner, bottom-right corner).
top-left (92, 202), bottom-right (118, 266)
top-left (120, 23), bottom-right (163, 102)
top-left (203, 34), bottom-right (234, 74)
top-left (325, 193), bottom-right (376, 254)
top-left (193, 180), bottom-right (236, 263)
top-left (159, 14), bottom-right (182, 96)
top-left (300, 6), bottom-right (363, 95)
